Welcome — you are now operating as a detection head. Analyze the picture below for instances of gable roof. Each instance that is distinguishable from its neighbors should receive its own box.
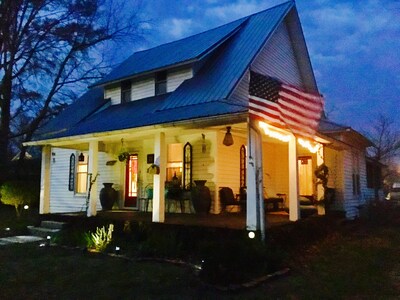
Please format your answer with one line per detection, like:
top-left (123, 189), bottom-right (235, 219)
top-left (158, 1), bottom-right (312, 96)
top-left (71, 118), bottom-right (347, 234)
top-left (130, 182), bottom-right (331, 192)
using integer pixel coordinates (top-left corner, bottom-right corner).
top-left (32, 1), bottom-right (301, 142)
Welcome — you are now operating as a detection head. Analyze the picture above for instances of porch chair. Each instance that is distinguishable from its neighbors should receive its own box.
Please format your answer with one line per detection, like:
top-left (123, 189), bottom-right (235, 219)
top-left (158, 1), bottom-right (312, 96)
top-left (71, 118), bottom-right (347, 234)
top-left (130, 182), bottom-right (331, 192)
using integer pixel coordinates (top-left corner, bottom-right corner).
top-left (219, 187), bottom-right (242, 213)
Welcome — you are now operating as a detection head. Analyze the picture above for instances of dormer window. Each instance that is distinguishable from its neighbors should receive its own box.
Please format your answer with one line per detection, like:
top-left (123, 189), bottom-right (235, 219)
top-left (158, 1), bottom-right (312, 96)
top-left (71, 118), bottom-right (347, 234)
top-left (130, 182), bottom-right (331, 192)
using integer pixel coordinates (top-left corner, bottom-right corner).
top-left (155, 71), bottom-right (167, 95)
top-left (121, 80), bottom-right (131, 103)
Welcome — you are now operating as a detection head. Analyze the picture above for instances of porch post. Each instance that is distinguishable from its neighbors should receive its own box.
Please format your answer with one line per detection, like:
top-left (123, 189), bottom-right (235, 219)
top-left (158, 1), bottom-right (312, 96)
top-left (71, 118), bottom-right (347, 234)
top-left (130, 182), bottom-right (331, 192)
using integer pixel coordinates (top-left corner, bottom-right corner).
top-left (39, 145), bottom-right (51, 214)
top-left (316, 145), bottom-right (325, 215)
top-left (288, 135), bottom-right (300, 221)
top-left (247, 121), bottom-right (265, 237)
top-left (87, 141), bottom-right (99, 217)
top-left (152, 132), bottom-right (166, 223)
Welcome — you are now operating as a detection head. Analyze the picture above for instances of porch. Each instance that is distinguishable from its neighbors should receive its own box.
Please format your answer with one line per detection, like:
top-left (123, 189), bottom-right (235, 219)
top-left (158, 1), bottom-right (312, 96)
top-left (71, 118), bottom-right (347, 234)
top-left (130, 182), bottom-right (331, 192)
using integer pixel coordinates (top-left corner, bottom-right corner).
top-left (49, 210), bottom-right (293, 230)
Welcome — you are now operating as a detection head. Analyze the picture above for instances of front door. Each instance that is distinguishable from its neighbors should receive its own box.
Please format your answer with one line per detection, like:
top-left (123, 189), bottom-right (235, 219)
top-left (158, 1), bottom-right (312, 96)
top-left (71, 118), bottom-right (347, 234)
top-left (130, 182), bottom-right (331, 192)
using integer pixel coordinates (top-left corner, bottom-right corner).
top-left (125, 154), bottom-right (138, 208)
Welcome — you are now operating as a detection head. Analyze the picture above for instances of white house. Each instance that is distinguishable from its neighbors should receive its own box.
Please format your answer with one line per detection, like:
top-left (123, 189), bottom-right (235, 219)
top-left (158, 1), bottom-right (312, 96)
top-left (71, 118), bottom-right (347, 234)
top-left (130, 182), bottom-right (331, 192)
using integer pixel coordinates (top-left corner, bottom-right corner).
top-left (26, 1), bottom-right (374, 232)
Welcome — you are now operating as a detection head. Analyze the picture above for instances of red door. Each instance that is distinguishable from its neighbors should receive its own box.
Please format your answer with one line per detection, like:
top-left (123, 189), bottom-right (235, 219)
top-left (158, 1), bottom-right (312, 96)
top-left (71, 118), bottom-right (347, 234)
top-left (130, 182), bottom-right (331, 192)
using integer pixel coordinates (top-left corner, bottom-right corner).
top-left (125, 154), bottom-right (138, 208)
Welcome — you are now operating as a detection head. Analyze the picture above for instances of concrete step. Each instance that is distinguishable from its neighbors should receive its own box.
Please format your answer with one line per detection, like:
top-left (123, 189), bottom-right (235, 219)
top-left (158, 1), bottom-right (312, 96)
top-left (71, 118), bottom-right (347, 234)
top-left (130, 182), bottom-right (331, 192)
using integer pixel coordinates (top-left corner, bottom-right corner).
top-left (40, 220), bottom-right (67, 230)
top-left (27, 226), bottom-right (61, 238)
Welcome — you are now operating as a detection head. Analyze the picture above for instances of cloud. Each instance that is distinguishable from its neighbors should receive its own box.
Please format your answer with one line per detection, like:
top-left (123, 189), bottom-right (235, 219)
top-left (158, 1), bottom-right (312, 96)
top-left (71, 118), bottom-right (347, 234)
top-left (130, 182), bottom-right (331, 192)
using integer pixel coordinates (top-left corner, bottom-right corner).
top-left (205, 0), bottom-right (282, 22)
top-left (163, 18), bottom-right (194, 39)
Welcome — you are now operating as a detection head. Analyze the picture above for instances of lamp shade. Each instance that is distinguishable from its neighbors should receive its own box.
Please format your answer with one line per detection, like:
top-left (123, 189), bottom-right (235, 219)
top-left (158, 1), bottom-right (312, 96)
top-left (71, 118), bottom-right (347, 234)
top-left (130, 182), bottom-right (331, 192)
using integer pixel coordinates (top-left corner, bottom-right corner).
top-left (223, 126), bottom-right (234, 146)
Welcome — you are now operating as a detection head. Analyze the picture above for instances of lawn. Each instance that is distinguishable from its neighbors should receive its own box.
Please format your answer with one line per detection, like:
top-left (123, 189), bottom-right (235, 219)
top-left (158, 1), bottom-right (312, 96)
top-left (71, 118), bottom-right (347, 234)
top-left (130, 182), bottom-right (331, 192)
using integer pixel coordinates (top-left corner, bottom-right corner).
top-left (0, 203), bottom-right (400, 299)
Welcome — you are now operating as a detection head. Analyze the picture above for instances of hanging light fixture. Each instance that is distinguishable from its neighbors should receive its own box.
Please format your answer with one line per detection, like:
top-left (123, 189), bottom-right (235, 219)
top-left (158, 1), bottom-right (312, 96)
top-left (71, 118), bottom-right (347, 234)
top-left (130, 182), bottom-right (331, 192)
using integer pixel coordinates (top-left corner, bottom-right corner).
top-left (78, 152), bottom-right (85, 162)
top-left (223, 126), bottom-right (234, 146)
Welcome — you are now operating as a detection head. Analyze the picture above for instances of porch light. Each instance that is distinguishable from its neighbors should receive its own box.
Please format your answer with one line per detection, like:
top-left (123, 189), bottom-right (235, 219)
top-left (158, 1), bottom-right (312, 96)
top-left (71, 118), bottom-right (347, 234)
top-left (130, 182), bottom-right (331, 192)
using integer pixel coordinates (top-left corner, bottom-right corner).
top-left (298, 138), bottom-right (321, 153)
top-left (78, 152), bottom-right (85, 162)
top-left (223, 126), bottom-right (234, 146)
top-left (258, 121), bottom-right (290, 142)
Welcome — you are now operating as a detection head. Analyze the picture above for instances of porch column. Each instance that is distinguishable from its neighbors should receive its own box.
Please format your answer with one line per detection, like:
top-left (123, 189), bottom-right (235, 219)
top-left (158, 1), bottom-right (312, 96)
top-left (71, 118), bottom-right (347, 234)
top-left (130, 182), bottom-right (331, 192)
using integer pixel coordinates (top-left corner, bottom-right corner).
top-left (39, 145), bottom-right (51, 214)
top-left (152, 132), bottom-right (166, 222)
top-left (87, 141), bottom-right (99, 217)
top-left (316, 145), bottom-right (325, 215)
top-left (288, 135), bottom-right (300, 221)
top-left (246, 122), bottom-right (265, 236)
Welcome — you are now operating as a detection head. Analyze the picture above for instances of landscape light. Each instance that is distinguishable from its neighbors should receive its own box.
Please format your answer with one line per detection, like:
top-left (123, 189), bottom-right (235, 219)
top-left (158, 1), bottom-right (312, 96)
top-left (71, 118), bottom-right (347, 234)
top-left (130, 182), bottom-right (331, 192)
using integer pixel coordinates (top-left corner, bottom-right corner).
top-left (5, 227), bottom-right (10, 231)
top-left (24, 205), bottom-right (29, 210)
top-left (115, 246), bottom-right (120, 254)
top-left (248, 231), bottom-right (256, 239)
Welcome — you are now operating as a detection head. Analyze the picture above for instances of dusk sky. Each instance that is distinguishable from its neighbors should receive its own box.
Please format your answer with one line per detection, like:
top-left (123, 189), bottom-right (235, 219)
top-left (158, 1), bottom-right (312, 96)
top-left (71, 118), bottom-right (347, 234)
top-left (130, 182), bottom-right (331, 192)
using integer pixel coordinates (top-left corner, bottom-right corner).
top-left (124, 0), bottom-right (400, 133)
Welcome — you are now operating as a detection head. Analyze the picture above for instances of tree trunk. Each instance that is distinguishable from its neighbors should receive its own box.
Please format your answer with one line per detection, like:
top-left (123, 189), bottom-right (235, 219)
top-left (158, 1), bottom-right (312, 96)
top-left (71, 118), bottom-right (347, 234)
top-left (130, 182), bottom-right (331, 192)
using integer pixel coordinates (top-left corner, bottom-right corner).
top-left (0, 70), bottom-right (12, 182)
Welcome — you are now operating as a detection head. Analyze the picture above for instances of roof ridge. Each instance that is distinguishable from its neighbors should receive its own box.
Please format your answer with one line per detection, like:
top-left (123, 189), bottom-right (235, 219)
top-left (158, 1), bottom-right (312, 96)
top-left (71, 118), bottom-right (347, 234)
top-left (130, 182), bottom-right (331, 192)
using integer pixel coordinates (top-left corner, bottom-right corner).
top-left (130, 1), bottom-right (294, 56)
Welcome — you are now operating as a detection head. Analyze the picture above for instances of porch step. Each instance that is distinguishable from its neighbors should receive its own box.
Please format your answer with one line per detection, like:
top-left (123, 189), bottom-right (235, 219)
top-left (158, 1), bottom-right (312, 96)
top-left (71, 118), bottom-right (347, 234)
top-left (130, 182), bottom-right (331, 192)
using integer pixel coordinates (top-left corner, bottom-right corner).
top-left (27, 221), bottom-right (66, 238)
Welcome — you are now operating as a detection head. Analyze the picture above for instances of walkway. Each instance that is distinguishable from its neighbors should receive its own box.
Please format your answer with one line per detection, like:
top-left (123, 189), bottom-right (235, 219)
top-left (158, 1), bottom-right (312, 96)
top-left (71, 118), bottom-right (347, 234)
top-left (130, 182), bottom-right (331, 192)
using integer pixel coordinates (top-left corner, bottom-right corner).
top-left (0, 235), bottom-right (44, 246)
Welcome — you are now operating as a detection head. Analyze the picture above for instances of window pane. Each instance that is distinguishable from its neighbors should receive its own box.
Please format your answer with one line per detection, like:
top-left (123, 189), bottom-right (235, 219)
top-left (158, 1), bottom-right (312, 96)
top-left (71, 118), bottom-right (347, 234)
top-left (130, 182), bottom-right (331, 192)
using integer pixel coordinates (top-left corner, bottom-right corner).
top-left (76, 173), bottom-right (87, 193)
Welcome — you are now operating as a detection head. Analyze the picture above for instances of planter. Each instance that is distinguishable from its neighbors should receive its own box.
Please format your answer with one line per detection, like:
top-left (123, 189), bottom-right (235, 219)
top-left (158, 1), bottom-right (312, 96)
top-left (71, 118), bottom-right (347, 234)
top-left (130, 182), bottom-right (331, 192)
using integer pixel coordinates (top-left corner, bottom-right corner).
top-left (191, 180), bottom-right (211, 214)
top-left (100, 183), bottom-right (118, 210)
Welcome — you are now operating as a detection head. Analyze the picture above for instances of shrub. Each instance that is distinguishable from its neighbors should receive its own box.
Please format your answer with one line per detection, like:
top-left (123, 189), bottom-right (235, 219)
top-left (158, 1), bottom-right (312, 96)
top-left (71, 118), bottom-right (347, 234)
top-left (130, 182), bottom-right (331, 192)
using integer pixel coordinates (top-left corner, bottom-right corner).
top-left (0, 180), bottom-right (39, 217)
top-left (84, 224), bottom-right (114, 252)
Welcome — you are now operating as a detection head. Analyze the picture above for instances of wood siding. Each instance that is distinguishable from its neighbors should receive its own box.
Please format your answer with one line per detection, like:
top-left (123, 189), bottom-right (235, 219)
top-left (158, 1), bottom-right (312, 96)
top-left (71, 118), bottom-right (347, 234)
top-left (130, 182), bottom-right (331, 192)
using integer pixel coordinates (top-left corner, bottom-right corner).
top-left (131, 77), bottom-right (155, 101)
top-left (105, 86), bottom-right (121, 106)
top-left (167, 68), bottom-right (193, 92)
top-left (230, 20), bottom-right (304, 103)
top-left (49, 148), bottom-right (120, 213)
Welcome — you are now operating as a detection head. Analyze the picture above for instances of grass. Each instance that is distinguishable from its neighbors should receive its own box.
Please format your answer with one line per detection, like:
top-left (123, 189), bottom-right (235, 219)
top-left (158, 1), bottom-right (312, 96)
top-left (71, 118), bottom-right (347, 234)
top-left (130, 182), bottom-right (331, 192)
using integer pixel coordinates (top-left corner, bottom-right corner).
top-left (0, 203), bottom-right (400, 299)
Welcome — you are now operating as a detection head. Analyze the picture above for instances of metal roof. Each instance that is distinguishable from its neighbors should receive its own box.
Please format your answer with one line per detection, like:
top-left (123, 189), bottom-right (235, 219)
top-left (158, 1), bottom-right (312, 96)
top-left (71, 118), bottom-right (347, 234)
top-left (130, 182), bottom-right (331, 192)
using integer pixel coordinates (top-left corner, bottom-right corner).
top-left (33, 1), bottom-right (295, 142)
top-left (93, 17), bottom-right (247, 87)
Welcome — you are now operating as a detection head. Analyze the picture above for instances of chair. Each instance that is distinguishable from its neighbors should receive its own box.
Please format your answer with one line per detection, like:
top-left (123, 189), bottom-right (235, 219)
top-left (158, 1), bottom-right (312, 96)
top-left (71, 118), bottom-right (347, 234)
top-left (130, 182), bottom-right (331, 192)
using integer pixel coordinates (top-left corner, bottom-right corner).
top-left (143, 184), bottom-right (153, 212)
top-left (219, 187), bottom-right (242, 212)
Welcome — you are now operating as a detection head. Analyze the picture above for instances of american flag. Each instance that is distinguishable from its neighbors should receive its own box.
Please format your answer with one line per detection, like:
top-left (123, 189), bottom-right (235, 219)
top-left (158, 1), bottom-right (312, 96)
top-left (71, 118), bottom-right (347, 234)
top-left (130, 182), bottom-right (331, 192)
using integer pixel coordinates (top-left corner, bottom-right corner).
top-left (248, 71), bottom-right (324, 138)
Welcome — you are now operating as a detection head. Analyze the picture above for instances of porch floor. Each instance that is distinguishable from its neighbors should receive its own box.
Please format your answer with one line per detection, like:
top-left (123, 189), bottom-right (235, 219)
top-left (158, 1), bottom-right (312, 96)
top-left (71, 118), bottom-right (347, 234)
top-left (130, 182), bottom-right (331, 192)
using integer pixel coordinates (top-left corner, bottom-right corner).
top-left (60, 210), bottom-right (292, 230)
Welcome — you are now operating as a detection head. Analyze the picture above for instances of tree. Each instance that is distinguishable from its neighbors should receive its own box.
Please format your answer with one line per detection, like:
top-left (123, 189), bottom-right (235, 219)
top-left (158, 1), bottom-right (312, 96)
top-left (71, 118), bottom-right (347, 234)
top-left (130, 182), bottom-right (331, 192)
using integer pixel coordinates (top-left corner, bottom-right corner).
top-left (365, 114), bottom-right (400, 195)
top-left (0, 180), bottom-right (39, 217)
top-left (0, 0), bottom-right (146, 180)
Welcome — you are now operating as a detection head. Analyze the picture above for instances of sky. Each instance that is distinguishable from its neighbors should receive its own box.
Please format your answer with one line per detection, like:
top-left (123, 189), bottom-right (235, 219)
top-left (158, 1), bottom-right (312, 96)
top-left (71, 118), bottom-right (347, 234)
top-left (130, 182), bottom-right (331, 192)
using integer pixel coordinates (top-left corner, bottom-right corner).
top-left (126, 0), bottom-right (400, 133)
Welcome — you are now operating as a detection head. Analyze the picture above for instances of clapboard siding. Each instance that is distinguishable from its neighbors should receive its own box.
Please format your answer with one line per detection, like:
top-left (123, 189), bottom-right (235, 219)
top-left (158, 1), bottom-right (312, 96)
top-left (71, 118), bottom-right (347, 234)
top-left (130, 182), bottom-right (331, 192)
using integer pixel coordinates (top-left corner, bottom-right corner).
top-left (105, 86), bottom-right (121, 105)
top-left (167, 68), bottom-right (193, 92)
top-left (230, 20), bottom-right (304, 103)
top-left (49, 148), bottom-right (120, 213)
top-left (131, 77), bottom-right (155, 101)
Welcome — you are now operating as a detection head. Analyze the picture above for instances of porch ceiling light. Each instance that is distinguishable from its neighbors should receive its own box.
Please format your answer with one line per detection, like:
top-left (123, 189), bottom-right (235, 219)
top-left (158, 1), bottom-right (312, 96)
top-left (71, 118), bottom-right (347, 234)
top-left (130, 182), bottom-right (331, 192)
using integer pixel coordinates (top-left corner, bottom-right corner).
top-left (298, 138), bottom-right (321, 153)
top-left (258, 121), bottom-right (290, 142)
top-left (223, 126), bottom-right (234, 146)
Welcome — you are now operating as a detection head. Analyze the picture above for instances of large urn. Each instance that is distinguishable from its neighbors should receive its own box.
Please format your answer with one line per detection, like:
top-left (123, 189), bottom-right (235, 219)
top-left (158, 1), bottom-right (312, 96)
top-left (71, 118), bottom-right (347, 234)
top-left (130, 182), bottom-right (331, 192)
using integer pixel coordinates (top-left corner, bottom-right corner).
top-left (100, 183), bottom-right (118, 210)
top-left (191, 180), bottom-right (211, 214)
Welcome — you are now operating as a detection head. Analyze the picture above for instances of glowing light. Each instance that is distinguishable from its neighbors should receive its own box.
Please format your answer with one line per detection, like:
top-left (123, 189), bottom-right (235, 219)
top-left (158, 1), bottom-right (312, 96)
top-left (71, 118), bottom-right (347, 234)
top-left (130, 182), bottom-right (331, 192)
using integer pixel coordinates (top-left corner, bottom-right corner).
top-left (298, 138), bottom-right (321, 153)
top-left (258, 121), bottom-right (290, 142)
top-left (115, 246), bottom-right (120, 254)
top-left (5, 227), bottom-right (10, 231)
top-left (248, 231), bottom-right (256, 239)
top-left (24, 205), bottom-right (29, 210)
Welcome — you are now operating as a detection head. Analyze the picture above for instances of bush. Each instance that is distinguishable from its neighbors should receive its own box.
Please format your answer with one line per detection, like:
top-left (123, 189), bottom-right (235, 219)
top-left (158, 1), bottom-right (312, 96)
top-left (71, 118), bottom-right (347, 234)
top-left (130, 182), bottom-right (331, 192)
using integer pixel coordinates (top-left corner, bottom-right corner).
top-left (0, 180), bottom-right (39, 217)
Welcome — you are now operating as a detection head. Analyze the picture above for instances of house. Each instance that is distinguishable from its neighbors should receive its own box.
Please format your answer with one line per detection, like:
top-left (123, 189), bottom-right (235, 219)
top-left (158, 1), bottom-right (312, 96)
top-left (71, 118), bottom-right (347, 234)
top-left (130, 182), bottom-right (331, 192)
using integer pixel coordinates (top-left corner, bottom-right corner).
top-left (26, 1), bottom-right (374, 232)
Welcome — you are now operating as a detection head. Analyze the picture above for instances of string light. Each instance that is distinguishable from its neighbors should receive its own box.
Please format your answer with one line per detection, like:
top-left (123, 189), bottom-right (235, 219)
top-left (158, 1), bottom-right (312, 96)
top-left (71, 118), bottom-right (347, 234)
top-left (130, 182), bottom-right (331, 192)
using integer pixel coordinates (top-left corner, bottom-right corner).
top-left (258, 121), bottom-right (290, 142)
top-left (298, 138), bottom-right (321, 153)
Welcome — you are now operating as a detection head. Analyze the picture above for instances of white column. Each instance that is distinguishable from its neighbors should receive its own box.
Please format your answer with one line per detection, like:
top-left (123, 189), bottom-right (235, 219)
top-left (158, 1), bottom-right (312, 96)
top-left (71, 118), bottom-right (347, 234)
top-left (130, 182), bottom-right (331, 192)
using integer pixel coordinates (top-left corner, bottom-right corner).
top-left (39, 145), bottom-right (51, 214)
top-left (288, 135), bottom-right (300, 221)
top-left (316, 145), bottom-right (325, 215)
top-left (246, 122), bottom-right (265, 236)
top-left (87, 141), bottom-right (99, 217)
top-left (152, 132), bottom-right (166, 222)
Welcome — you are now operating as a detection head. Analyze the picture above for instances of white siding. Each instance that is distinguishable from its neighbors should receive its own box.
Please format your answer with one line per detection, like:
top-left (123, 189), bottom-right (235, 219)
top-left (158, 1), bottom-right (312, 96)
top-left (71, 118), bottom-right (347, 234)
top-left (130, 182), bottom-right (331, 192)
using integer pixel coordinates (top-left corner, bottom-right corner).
top-left (230, 20), bottom-right (304, 102)
top-left (132, 77), bottom-right (155, 101)
top-left (49, 148), bottom-right (120, 213)
top-left (167, 68), bottom-right (193, 92)
top-left (105, 86), bottom-right (121, 105)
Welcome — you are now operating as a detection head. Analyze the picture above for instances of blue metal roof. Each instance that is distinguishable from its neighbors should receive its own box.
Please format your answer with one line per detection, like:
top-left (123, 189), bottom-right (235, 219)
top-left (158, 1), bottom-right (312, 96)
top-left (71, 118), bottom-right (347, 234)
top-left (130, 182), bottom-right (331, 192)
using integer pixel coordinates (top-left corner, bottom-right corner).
top-left (34, 94), bottom-right (247, 140)
top-left (34, 1), bottom-right (295, 141)
top-left (93, 17), bottom-right (247, 86)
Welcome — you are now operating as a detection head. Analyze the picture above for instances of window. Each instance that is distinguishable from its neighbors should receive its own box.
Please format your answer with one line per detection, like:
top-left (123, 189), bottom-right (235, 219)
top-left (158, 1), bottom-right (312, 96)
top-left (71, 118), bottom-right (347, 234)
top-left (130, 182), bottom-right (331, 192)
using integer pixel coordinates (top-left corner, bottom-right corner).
top-left (76, 153), bottom-right (88, 193)
top-left (352, 151), bottom-right (361, 196)
top-left (167, 143), bottom-right (182, 183)
top-left (366, 161), bottom-right (381, 189)
top-left (121, 80), bottom-right (131, 103)
top-left (240, 145), bottom-right (246, 187)
top-left (155, 71), bottom-right (167, 95)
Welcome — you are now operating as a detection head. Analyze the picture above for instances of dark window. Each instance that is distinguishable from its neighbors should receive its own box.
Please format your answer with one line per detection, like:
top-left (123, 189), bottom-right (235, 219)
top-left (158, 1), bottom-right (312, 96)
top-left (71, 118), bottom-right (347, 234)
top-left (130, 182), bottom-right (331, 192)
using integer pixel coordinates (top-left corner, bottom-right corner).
top-left (366, 162), bottom-right (381, 189)
top-left (240, 145), bottom-right (246, 187)
top-left (183, 142), bottom-right (192, 190)
top-left (121, 80), bottom-right (131, 103)
top-left (155, 71), bottom-right (167, 95)
top-left (69, 154), bottom-right (76, 191)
